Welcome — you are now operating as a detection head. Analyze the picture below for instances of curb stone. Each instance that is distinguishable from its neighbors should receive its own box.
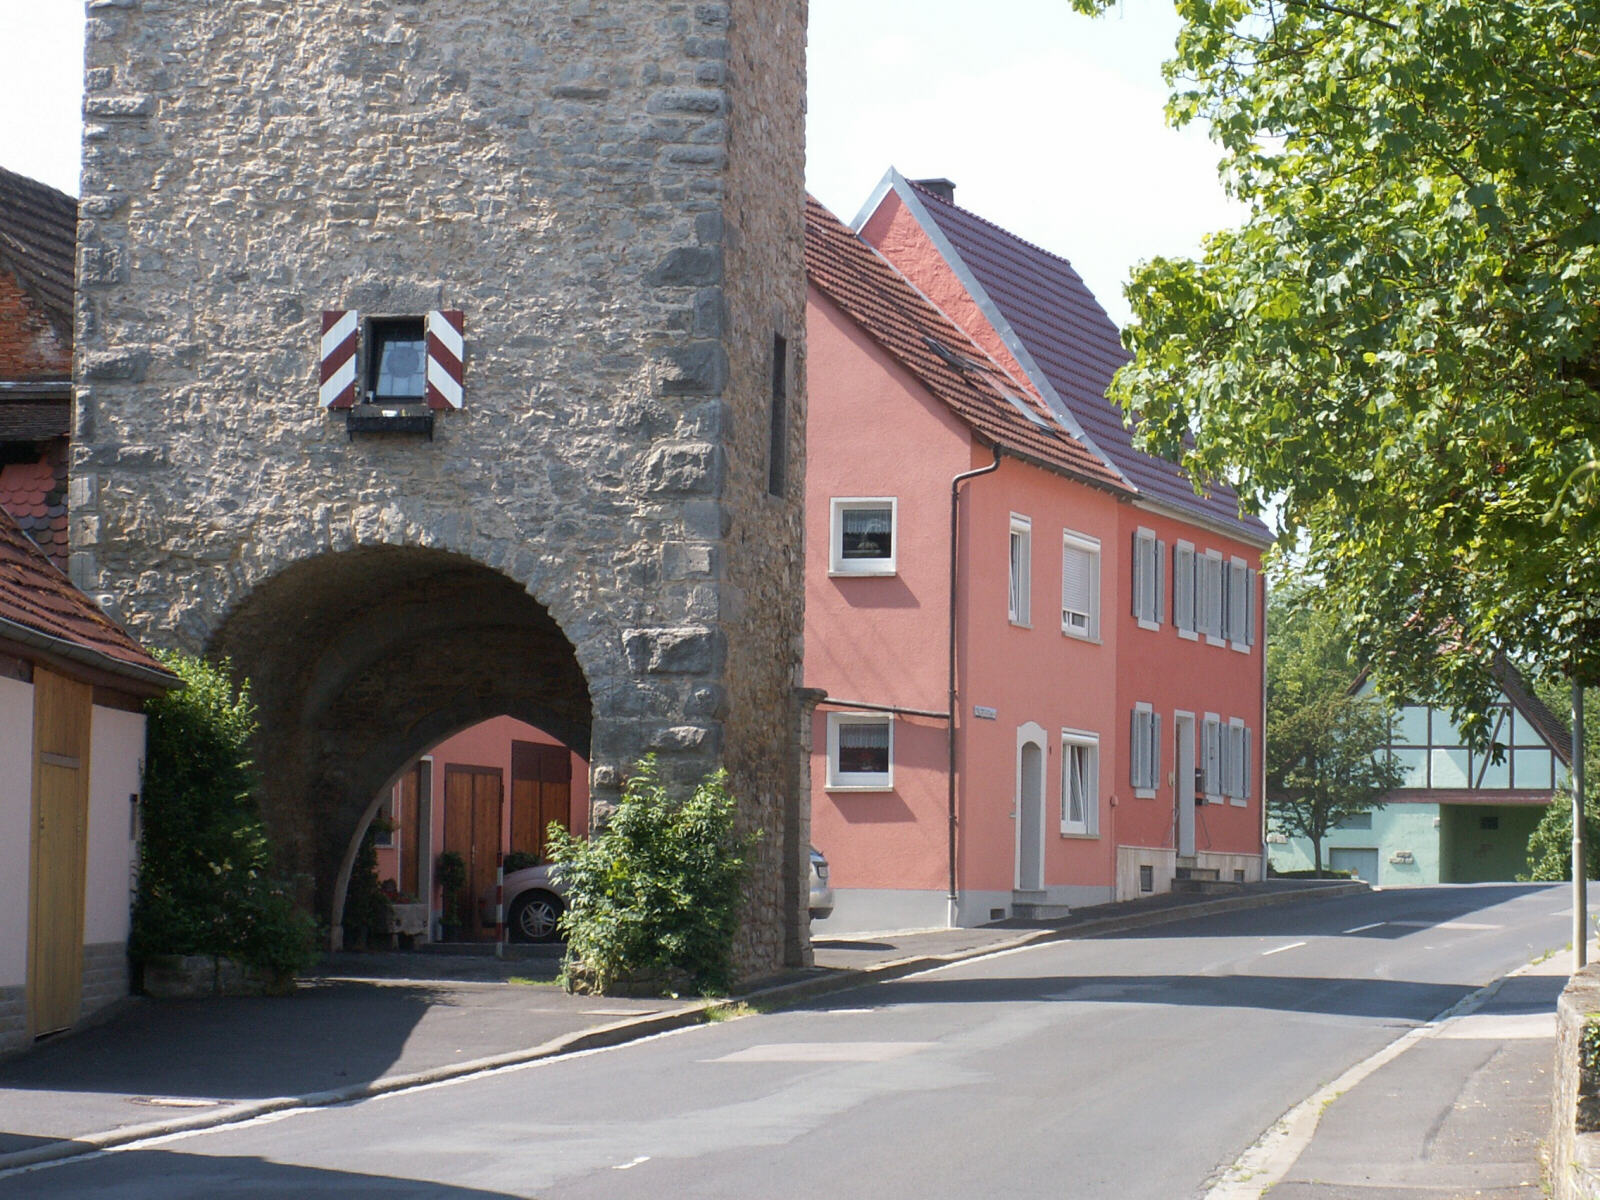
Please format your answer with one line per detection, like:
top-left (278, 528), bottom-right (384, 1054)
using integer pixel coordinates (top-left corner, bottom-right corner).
top-left (0, 881), bottom-right (1365, 1174)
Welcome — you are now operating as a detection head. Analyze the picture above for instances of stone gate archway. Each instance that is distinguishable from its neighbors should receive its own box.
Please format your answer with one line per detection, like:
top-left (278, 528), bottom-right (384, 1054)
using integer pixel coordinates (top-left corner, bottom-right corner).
top-left (208, 546), bottom-right (592, 931)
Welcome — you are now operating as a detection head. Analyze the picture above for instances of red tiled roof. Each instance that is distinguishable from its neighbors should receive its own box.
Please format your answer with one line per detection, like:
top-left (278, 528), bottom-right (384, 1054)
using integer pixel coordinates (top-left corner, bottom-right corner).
top-left (805, 196), bottom-right (1128, 493)
top-left (0, 500), bottom-right (174, 688)
top-left (0, 445), bottom-right (68, 570)
top-left (900, 179), bottom-right (1271, 543)
top-left (0, 165), bottom-right (76, 341)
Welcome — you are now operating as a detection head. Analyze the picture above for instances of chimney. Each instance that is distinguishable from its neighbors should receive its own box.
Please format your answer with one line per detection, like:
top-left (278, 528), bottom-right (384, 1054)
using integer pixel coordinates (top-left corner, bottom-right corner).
top-left (912, 177), bottom-right (956, 204)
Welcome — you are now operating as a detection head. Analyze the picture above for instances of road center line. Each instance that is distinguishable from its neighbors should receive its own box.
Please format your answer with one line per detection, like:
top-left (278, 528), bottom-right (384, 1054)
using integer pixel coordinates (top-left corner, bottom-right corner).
top-left (1261, 941), bottom-right (1307, 956)
top-left (1342, 922), bottom-right (1384, 934)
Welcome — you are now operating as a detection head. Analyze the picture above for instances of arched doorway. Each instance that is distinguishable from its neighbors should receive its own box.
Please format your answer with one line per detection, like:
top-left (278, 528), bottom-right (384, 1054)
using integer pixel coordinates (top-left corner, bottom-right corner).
top-left (207, 546), bottom-right (592, 939)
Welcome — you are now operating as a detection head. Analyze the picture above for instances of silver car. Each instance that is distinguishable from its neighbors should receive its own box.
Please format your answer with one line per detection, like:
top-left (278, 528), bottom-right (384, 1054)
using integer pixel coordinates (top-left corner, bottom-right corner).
top-left (500, 863), bottom-right (567, 943)
top-left (809, 846), bottom-right (833, 920)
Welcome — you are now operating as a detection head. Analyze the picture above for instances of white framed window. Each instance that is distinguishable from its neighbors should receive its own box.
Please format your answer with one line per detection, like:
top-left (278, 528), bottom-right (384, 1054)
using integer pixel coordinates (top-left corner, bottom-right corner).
top-left (1200, 551), bottom-right (1225, 644)
top-left (1202, 714), bottom-right (1222, 799)
top-left (1131, 527), bottom-right (1165, 629)
top-left (826, 711), bottom-right (894, 789)
top-left (1225, 558), bottom-right (1257, 651)
top-left (1226, 719), bottom-right (1252, 805)
top-left (1173, 540), bottom-right (1197, 639)
top-left (1061, 531), bottom-right (1101, 640)
top-left (830, 498), bottom-right (897, 576)
top-left (1130, 703), bottom-right (1161, 797)
top-left (1061, 729), bottom-right (1100, 836)
top-left (1009, 515), bottom-right (1032, 626)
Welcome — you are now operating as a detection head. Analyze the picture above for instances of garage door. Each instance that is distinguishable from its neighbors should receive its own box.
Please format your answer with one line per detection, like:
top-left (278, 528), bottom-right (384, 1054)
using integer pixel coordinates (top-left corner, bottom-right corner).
top-left (1330, 847), bottom-right (1380, 884)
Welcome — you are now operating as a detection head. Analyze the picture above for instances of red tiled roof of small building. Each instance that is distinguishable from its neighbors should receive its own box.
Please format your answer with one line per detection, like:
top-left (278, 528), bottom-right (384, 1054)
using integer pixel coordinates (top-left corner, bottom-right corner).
top-left (0, 499), bottom-right (173, 686)
top-left (901, 179), bottom-right (1271, 543)
top-left (805, 196), bottom-right (1129, 494)
top-left (0, 445), bottom-right (68, 571)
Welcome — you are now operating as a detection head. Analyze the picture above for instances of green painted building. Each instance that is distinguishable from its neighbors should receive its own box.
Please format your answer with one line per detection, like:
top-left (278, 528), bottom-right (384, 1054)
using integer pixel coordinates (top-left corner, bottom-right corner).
top-left (1269, 663), bottom-right (1572, 885)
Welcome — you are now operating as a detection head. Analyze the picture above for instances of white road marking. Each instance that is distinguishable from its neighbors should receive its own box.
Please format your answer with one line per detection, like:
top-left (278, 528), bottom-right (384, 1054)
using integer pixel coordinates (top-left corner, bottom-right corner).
top-left (1261, 941), bottom-right (1307, 956)
top-left (1389, 920), bottom-right (1501, 930)
top-left (613, 1156), bottom-right (651, 1171)
top-left (708, 1041), bottom-right (932, 1063)
top-left (1342, 922), bottom-right (1385, 934)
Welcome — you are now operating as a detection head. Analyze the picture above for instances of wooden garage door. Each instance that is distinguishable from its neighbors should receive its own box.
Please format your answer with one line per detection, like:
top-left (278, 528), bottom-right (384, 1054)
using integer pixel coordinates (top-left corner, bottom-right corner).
top-left (28, 668), bottom-right (92, 1038)
top-left (510, 741), bottom-right (571, 862)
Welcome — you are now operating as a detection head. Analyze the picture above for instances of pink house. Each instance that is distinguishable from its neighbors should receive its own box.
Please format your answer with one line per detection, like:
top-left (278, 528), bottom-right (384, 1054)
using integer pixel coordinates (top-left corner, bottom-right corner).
top-left (805, 177), bottom-right (1272, 933)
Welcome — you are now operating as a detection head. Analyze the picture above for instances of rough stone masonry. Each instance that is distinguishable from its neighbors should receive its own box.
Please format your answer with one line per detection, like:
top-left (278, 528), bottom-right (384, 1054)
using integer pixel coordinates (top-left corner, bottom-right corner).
top-left (72, 0), bottom-right (812, 974)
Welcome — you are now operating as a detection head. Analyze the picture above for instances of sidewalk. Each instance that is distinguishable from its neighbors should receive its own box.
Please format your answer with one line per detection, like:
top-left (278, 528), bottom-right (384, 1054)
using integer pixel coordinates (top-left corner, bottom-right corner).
top-left (1214, 949), bottom-right (1568, 1199)
top-left (0, 879), bottom-right (1359, 1170)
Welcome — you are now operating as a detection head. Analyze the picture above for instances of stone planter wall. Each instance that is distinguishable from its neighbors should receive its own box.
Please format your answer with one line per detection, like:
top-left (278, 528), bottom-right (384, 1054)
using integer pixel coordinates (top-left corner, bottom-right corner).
top-left (140, 955), bottom-right (293, 999)
top-left (1552, 964), bottom-right (1600, 1198)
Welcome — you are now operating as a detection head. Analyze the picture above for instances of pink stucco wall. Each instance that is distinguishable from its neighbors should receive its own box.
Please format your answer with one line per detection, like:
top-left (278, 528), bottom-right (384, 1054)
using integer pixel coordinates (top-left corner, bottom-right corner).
top-left (804, 288), bottom-right (971, 896)
top-left (809, 193), bottom-right (1268, 926)
top-left (1112, 506), bottom-right (1265, 860)
top-left (373, 715), bottom-right (588, 889)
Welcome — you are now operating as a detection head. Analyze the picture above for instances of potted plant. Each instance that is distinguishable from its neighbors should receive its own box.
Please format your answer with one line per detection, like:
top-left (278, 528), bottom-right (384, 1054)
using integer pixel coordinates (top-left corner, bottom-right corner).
top-left (435, 850), bottom-right (467, 942)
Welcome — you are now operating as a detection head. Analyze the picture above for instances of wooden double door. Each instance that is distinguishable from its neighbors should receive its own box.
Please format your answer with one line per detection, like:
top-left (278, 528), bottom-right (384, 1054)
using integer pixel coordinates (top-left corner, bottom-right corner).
top-left (443, 766), bottom-right (502, 940)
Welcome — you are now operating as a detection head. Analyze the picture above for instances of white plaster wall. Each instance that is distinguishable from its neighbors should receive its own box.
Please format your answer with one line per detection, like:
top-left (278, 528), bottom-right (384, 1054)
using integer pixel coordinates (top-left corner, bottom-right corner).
top-left (0, 676), bottom-right (34, 988)
top-left (84, 706), bottom-right (145, 946)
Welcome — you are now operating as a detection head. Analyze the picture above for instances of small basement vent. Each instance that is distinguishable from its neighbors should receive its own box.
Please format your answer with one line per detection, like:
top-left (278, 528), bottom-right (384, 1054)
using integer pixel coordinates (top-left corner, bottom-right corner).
top-left (1139, 865), bottom-right (1154, 893)
top-left (1234, 869), bottom-right (1246, 882)
top-left (990, 907), bottom-right (1007, 921)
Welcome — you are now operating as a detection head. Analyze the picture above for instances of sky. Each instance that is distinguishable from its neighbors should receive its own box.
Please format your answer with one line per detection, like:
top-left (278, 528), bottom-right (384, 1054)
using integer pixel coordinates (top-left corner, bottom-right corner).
top-left (0, 0), bottom-right (1238, 327)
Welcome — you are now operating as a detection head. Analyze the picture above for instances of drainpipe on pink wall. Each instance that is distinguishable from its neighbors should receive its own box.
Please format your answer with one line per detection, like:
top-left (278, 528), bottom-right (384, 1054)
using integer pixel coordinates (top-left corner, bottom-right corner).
top-left (948, 446), bottom-right (1002, 928)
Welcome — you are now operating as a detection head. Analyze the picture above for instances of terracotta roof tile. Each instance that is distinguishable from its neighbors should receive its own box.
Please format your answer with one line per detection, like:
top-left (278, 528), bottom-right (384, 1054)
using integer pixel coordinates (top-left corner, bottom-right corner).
top-left (805, 196), bottom-right (1128, 494)
top-left (0, 499), bottom-right (171, 684)
top-left (0, 165), bottom-right (75, 342)
top-left (904, 180), bottom-right (1270, 542)
top-left (0, 445), bottom-right (68, 571)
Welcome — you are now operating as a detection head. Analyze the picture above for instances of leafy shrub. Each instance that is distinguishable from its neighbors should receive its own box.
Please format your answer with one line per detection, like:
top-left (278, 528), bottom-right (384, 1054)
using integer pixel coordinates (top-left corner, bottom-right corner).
top-left (502, 851), bottom-right (541, 874)
top-left (130, 652), bottom-right (316, 981)
top-left (435, 851), bottom-right (467, 926)
top-left (548, 757), bottom-right (753, 995)
top-left (342, 821), bottom-right (394, 949)
top-left (1522, 792), bottom-right (1600, 882)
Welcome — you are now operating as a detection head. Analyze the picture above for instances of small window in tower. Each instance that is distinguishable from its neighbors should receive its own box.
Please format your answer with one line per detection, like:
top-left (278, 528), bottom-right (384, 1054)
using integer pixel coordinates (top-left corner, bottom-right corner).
top-left (769, 334), bottom-right (788, 497)
top-left (368, 317), bottom-right (428, 403)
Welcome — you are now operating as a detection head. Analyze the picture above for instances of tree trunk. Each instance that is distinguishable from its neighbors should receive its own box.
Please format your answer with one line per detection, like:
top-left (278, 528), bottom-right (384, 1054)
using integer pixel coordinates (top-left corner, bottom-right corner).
top-left (1311, 834), bottom-right (1323, 877)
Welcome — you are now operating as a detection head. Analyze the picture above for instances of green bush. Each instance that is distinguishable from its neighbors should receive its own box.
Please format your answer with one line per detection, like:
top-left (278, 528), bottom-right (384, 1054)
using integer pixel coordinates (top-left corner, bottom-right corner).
top-left (435, 851), bottom-right (467, 926)
top-left (502, 851), bottom-right (541, 874)
top-left (342, 821), bottom-right (394, 949)
top-left (548, 757), bottom-right (753, 995)
top-left (130, 652), bottom-right (316, 981)
top-left (1522, 792), bottom-right (1600, 881)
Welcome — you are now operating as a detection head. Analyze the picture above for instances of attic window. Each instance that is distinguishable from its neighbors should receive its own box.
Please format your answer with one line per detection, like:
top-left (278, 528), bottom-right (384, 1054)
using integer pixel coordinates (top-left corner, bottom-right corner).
top-left (319, 308), bottom-right (465, 417)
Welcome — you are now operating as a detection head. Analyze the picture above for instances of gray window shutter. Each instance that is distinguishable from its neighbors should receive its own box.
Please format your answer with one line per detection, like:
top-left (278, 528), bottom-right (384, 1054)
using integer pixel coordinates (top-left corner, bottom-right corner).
top-left (1245, 568), bottom-right (1259, 646)
top-left (1131, 532), bottom-right (1144, 620)
top-left (1243, 726), bottom-right (1253, 798)
top-left (1152, 712), bottom-right (1163, 787)
top-left (1175, 545), bottom-right (1195, 632)
top-left (1155, 540), bottom-right (1166, 625)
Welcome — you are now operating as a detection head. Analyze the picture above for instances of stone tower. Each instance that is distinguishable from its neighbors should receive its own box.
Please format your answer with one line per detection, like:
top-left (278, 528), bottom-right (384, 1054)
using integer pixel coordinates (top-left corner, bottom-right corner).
top-left (73, 0), bottom-right (810, 973)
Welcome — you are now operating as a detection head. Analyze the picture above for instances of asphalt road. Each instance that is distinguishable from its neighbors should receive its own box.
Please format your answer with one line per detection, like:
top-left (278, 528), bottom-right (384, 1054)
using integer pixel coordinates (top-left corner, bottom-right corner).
top-left (0, 883), bottom-right (1577, 1199)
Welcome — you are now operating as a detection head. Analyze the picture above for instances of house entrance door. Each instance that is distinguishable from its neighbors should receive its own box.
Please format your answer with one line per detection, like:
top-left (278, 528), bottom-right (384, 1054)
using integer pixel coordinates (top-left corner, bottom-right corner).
top-left (1016, 731), bottom-right (1046, 892)
top-left (1175, 713), bottom-right (1196, 858)
top-left (444, 765), bottom-right (503, 940)
top-left (28, 668), bottom-right (92, 1038)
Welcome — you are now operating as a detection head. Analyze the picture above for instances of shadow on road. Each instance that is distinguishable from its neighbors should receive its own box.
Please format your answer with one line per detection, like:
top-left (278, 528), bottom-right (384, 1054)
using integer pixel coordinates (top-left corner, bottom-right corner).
top-left (803, 963), bottom-right (1567, 1025)
top-left (0, 1149), bottom-right (525, 1198)
top-left (1085, 883), bottom-right (1561, 942)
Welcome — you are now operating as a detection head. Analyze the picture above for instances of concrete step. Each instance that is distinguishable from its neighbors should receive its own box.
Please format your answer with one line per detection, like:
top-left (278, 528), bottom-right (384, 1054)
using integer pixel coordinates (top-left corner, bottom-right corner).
top-left (1012, 901), bottom-right (1074, 920)
top-left (1175, 865), bottom-right (1221, 881)
top-left (1172, 877), bottom-right (1243, 895)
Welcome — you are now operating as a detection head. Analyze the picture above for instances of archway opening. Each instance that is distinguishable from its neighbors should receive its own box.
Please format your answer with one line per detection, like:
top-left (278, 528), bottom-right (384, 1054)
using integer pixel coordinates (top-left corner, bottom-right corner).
top-left (207, 546), bottom-right (592, 939)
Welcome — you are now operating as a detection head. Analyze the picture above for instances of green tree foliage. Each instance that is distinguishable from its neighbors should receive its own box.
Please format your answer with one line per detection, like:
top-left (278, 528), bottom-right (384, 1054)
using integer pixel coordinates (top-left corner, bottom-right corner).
top-left (131, 652), bottom-right (315, 979)
top-left (1267, 587), bottom-right (1405, 873)
top-left (1069, 0), bottom-right (1600, 726)
top-left (1523, 791), bottom-right (1600, 881)
top-left (547, 757), bottom-right (753, 996)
